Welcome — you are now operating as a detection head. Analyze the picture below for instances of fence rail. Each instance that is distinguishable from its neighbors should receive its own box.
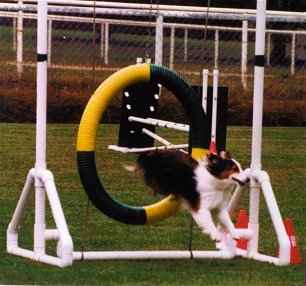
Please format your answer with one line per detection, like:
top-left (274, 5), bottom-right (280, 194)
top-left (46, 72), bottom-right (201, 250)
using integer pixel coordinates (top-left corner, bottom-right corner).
top-left (0, 1), bottom-right (305, 114)
top-left (1, 8), bottom-right (305, 86)
top-left (2, 1), bottom-right (306, 20)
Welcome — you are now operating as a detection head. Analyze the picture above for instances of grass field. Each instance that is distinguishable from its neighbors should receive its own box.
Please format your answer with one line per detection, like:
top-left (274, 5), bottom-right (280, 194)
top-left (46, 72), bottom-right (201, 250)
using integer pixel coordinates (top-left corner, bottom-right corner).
top-left (0, 123), bottom-right (305, 285)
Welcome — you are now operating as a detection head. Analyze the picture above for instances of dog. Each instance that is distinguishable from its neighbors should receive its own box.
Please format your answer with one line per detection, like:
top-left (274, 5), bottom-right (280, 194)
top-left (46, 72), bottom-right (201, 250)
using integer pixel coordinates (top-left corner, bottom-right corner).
top-left (136, 150), bottom-right (249, 243)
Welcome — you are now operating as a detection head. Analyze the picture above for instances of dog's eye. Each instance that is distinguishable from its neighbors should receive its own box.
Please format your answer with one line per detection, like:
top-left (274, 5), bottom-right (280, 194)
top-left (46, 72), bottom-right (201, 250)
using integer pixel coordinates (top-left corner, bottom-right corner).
top-left (232, 165), bottom-right (239, 172)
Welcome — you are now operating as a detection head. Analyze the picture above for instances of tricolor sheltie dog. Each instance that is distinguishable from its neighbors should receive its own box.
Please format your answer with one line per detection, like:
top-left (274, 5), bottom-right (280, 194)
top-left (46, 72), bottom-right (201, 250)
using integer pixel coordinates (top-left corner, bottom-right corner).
top-left (136, 150), bottom-right (249, 243)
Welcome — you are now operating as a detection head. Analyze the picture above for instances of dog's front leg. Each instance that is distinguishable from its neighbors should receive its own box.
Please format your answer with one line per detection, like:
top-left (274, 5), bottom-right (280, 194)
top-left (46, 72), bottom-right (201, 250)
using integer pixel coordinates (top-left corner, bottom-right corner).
top-left (218, 209), bottom-right (240, 239)
top-left (193, 209), bottom-right (222, 241)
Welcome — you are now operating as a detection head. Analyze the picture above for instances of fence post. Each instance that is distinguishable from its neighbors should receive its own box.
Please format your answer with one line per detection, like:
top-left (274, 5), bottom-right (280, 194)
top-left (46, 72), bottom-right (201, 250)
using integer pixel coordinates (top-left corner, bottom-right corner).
top-left (104, 22), bottom-right (109, 65)
top-left (17, 0), bottom-right (23, 76)
top-left (100, 22), bottom-right (104, 59)
top-left (184, 28), bottom-right (188, 62)
top-left (214, 29), bottom-right (219, 69)
top-left (169, 26), bottom-right (175, 69)
top-left (155, 14), bottom-right (163, 65)
top-left (291, 33), bottom-right (296, 76)
top-left (47, 19), bottom-right (52, 66)
top-left (241, 20), bottom-right (248, 89)
top-left (13, 17), bottom-right (17, 51)
top-left (266, 32), bottom-right (271, 66)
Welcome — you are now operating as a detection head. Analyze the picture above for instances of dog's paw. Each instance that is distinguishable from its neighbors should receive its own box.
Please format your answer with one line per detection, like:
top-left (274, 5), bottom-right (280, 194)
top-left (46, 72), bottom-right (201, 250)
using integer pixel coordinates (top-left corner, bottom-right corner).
top-left (230, 230), bottom-right (241, 240)
top-left (210, 231), bottom-right (222, 242)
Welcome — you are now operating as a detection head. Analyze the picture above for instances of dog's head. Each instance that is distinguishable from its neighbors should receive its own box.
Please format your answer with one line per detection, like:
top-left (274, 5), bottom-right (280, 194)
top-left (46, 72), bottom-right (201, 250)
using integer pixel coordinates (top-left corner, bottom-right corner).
top-left (206, 151), bottom-right (248, 185)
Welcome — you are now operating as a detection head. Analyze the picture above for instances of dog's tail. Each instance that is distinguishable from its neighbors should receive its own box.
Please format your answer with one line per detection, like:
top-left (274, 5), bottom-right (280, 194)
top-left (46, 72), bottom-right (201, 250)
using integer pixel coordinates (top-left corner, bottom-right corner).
top-left (137, 150), bottom-right (200, 211)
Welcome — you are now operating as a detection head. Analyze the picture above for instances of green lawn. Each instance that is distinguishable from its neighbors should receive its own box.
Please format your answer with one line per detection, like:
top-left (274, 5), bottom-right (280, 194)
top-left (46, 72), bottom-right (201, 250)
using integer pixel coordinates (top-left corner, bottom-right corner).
top-left (0, 124), bottom-right (305, 285)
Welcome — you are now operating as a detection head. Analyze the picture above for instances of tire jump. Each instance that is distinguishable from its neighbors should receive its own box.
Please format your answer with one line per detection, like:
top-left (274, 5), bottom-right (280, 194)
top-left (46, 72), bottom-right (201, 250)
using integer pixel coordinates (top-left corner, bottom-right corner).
top-left (76, 64), bottom-right (209, 225)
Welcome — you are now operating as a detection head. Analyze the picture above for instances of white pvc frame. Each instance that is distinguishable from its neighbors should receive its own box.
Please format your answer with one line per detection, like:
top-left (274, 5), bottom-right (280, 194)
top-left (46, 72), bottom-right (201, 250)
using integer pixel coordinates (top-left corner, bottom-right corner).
top-left (7, 0), bottom-right (291, 267)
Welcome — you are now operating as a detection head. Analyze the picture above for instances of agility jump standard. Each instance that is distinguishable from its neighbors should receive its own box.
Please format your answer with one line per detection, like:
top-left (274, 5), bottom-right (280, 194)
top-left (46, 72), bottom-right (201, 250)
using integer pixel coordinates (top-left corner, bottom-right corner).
top-left (7, 0), bottom-right (291, 267)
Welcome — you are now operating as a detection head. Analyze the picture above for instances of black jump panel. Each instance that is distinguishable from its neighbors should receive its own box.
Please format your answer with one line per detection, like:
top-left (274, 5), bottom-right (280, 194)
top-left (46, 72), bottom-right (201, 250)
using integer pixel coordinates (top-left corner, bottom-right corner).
top-left (192, 86), bottom-right (228, 152)
top-left (118, 82), bottom-right (160, 148)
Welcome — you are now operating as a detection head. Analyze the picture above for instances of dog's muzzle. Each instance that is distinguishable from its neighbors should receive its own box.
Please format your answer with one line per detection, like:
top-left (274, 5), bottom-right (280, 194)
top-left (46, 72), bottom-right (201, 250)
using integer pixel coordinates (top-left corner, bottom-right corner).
top-left (231, 169), bottom-right (250, 186)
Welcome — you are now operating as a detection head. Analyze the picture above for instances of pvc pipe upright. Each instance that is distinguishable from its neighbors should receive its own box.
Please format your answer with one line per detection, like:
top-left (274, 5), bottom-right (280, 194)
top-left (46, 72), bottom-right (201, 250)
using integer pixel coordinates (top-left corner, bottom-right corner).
top-left (155, 14), bottom-right (163, 65)
top-left (251, 0), bottom-right (266, 172)
top-left (249, 0), bottom-right (267, 256)
top-left (34, 0), bottom-right (48, 256)
top-left (35, 0), bottom-right (48, 171)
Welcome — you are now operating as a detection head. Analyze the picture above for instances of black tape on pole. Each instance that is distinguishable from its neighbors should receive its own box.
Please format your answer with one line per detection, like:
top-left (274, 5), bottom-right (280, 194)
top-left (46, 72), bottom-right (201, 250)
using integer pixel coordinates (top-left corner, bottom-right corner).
top-left (37, 53), bottom-right (48, 62)
top-left (254, 55), bottom-right (265, 67)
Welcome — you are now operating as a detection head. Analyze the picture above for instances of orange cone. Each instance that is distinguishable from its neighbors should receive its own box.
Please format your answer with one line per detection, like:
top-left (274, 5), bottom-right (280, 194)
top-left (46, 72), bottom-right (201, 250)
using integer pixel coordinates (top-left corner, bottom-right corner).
top-left (284, 218), bottom-right (302, 265)
top-left (209, 140), bottom-right (217, 154)
top-left (235, 209), bottom-right (249, 250)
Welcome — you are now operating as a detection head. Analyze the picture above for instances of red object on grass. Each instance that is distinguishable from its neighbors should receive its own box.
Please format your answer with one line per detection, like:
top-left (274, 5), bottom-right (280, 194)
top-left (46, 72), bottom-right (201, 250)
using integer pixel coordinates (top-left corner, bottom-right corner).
top-left (235, 209), bottom-right (249, 250)
top-left (284, 218), bottom-right (302, 265)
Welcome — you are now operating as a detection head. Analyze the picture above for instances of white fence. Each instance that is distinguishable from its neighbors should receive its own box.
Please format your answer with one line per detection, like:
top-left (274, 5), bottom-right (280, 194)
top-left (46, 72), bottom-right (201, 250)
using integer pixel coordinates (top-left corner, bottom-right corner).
top-left (2, 10), bottom-right (306, 81)
top-left (0, 1), bottom-right (305, 100)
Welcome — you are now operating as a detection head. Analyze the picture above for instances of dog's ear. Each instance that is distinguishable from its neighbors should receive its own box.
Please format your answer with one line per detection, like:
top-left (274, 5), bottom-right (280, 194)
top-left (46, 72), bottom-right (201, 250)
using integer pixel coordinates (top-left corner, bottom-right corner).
top-left (219, 151), bottom-right (231, 160)
top-left (207, 153), bottom-right (220, 165)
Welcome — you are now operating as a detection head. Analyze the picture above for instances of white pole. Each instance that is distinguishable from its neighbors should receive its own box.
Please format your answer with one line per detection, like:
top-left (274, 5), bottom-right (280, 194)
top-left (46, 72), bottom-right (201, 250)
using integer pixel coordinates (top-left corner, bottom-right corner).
top-left (128, 116), bottom-right (189, 132)
top-left (251, 0), bottom-right (266, 172)
top-left (142, 128), bottom-right (172, 146)
top-left (35, 1), bottom-right (48, 171)
top-left (214, 29), bottom-right (219, 69)
top-left (155, 14), bottom-right (163, 65)
top-left (100, 23), bottom-right (104, 59)
top-left (211, 69), bottom-right (219, 145)
top-left (104, 22), bottom-right (109, 64)
top-left (169, 26), bottom-right (175, 69)
top-left (249, 0), bottom-right (267, 256)
top-left (241, 20), bottom-right (248, 89)
top-left (291, 33), bottom-right (296, 76)
top-left (266, 32), bottom-right (271, 66)
top-left (184, 28), bottom-right (188, 62)
top-left (253, 171), bottom-right (291, 265)
top-left (17, 0), bottom-right (23, 76)
top-left (34, 0), bottom-right (48, 256)
top-left (108, 144), bottom-right (189, 154)
top-left (47, 19), bottom-right (52, 66)
top-left (13, 17), bottom-right (17, 50)
top-left (202, 69), bottom-right (209, 113)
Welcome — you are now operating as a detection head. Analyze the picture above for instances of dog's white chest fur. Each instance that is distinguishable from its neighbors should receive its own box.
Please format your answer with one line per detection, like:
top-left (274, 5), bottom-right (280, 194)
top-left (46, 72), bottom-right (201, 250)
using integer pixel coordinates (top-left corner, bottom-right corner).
top-left (190, 162), bottom-right (239, 242)
top-left (194, 162), bottom-right (236, 210)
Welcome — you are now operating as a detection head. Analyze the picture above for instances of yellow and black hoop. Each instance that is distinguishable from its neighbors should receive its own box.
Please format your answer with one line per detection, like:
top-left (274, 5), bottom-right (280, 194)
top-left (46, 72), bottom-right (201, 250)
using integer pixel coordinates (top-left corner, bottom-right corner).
top-left (76, 64), bottom-right (209, 225)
